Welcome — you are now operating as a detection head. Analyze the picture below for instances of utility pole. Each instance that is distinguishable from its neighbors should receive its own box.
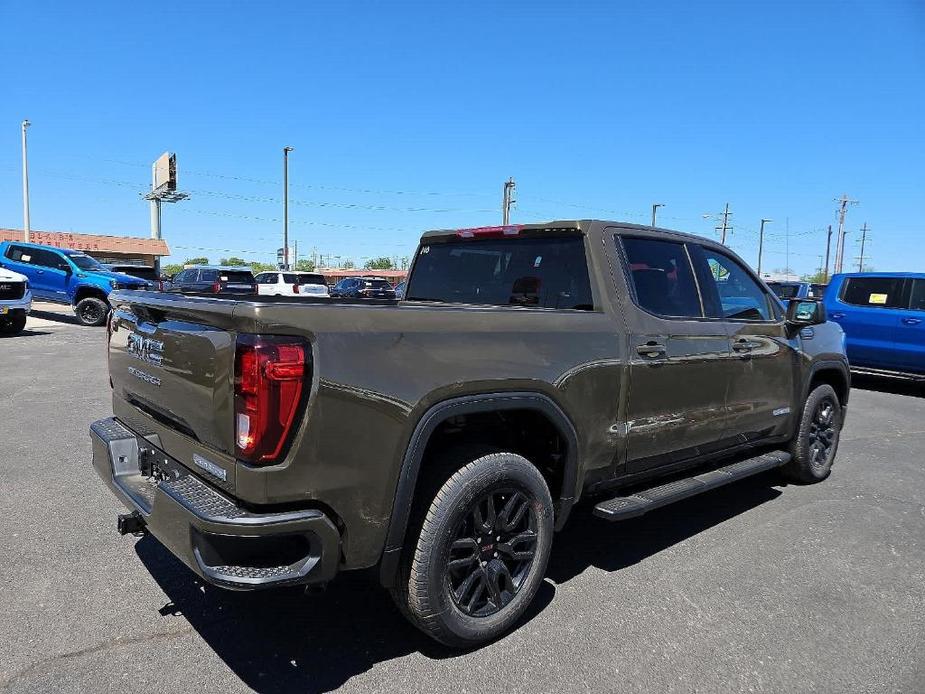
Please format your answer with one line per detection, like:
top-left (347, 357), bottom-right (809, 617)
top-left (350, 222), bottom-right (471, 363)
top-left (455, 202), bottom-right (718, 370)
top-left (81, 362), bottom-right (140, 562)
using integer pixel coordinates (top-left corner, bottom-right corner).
top-left (502, 177), bottom-right (516, 225)
top-left (857, 222), bottom-right (869, 272)
top-left (719, 203), bottom-right (731, 244)
top-left (833, 193), bottom-right (859, 274)
top-left (757, 218), bottom-right (772, 276)
top-left (823, 225), bottom-right (833, 283)
top-left (651, 203), bottom-right (664, 228)
top-left (293, 239), bottom-right (298, 269)
top-left (283, 146), bottom-right (294, 270)
top-left (702, 204), bottom-right (733, 244)
top-left (21, 119), bottom-right (31, 243)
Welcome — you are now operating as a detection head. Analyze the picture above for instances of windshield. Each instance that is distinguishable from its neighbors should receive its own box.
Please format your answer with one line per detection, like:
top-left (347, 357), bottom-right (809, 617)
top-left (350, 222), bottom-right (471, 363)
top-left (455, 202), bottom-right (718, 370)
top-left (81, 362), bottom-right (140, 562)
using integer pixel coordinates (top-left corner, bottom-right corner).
top-left (406, 235), bottom-right (593, 309)
top-left (362, 279), bottom-right (393, 289)
top-left (68, 254), bottom-right (102, 271)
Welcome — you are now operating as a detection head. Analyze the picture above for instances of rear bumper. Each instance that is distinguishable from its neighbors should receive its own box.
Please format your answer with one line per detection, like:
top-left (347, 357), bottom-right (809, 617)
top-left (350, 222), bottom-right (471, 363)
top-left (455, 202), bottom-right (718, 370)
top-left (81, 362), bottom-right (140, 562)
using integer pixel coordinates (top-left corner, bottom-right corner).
top-left (90, 417), bottom-right (340, 590)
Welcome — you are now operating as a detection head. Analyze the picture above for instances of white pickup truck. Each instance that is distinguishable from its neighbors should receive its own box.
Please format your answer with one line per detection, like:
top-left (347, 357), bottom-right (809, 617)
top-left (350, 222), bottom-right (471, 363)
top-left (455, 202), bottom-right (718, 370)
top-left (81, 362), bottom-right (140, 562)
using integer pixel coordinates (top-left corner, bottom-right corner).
top-left (0, 267), bottom-right (32, 335)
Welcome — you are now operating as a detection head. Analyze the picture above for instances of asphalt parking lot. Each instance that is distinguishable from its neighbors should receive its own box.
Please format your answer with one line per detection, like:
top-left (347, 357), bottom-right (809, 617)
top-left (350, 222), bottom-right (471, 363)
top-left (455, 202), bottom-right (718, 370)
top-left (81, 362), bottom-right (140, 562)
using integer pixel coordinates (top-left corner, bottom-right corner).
top-left (1, 303), bottom-right (924, 693)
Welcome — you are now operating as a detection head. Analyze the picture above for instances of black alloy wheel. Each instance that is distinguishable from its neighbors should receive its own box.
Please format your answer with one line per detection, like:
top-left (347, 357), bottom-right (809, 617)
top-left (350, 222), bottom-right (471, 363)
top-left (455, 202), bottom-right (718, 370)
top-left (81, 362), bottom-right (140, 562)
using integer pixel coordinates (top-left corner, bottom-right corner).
top-left (807, 395), bottom-right (838, 471)
top-left (784, 383), bottom-right (842, 484)
top-left (446, 487), bottom-right (539, 617)
top-left (391, 450), bottom-right (554, 647)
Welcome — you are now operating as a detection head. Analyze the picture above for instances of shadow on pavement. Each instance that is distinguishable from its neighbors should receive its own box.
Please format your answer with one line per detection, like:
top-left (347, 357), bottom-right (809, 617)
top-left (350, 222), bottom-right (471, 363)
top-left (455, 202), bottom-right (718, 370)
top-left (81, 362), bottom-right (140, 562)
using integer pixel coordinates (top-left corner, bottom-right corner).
top-left (135, 472), bottom-right (781, 692)
top-left (136, 538), bottom-right (554, 693)
top-left (850, 374), bottom-right (924, 399)
top-left (28, 308), bottom-right (84, 326)
top-left (0, 329), bottom-right (51, 338)
top-left (546, 470), bottom-right (782, 584)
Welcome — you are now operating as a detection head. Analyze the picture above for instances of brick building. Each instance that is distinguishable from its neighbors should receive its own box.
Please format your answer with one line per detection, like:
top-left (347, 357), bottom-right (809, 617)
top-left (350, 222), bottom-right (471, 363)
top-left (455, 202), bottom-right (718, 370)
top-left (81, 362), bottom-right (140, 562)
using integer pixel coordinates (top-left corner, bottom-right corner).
top-left (0, 228), bottom-right (170, 268)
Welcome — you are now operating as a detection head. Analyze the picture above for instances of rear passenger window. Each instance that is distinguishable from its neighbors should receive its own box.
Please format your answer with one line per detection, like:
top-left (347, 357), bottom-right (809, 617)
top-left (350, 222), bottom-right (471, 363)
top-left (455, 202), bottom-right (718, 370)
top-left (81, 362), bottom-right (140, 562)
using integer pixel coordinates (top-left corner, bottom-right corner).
top-left (620, 237), bottom-right (702, 317)
top-left (841, 277), bottom-right (903, 308)
top-left (907, 279), bottom-right (925, 311)
top-left (282, 274), bottom-right (298, 284)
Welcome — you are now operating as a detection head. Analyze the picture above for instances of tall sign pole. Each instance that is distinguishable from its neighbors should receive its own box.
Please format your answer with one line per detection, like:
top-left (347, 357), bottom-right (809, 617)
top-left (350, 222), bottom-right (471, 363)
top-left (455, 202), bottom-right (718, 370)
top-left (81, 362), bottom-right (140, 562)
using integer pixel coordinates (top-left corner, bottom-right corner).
top-left (757, 218), bottom-right (772, 276)
top-left (143, 152), bottom-right (188, 271)
top-left (283, 146), bottom-right (294, 270)
top-left (823, 225), bottom-right (833, 282)
top-left (21, 120), bottom-right (31, 243)
top-left (502, 177), bottom-right (516, 225)
top-left (149, 161), bottom-right (161, 240)
top-left (651, 203), bottom-right (664, 228)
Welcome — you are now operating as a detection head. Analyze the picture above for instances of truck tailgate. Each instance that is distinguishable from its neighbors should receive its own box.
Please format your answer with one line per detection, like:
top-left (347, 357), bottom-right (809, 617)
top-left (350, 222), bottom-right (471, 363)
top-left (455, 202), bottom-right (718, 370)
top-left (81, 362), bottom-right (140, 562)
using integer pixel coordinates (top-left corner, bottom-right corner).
top-left (108, 292), bottom-right (244, 458)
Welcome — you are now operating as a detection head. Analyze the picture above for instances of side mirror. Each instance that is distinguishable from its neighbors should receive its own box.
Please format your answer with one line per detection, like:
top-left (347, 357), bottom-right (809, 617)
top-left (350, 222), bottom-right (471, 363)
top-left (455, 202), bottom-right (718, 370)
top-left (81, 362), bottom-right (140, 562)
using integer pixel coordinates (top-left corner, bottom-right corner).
top-left (57, 263), bottom-right (72, 274)
top-left (787, 298), bottom-right (825, 326)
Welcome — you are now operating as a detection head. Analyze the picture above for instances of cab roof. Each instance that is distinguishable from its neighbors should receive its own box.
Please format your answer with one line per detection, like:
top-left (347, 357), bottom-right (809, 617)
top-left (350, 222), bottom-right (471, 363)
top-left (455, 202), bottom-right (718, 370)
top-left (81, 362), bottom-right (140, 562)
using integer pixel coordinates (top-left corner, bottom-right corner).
top-left (420, 220), bottom-right (713, 245)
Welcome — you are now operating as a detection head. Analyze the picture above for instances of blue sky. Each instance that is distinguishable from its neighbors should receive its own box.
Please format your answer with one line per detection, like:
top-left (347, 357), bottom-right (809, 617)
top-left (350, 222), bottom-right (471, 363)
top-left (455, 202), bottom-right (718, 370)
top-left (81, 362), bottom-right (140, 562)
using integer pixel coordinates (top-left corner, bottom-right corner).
top-left (1, 0), bottom-right (923, 274)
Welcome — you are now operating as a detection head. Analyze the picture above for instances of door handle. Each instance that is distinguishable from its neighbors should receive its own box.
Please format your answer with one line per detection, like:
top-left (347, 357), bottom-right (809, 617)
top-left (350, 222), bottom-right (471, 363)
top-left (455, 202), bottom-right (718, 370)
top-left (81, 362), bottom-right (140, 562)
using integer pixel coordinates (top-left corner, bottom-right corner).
top-left (636, 341), bottom-right (667, 358)
top-left (35, 269), bottom-right (44, 274)
top-left (831, 312), bottom-right (845, 319)
top-left (902, 318), bottom-right (922, 326)
top-left (732, 338), bottom-right (755, 352)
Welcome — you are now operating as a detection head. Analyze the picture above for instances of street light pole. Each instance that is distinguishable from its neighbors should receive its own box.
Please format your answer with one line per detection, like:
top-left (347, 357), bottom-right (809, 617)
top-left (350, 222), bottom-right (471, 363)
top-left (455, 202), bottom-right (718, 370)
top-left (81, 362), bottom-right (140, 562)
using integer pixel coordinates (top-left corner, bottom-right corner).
top-left (283, 146), bottom-right (294, 270)
top-left (651, 203), bottom-right (664, 228)
top-left (757, 218), bottom-right (772, 277)
top-left (21, 120), bottom-right (31, 243)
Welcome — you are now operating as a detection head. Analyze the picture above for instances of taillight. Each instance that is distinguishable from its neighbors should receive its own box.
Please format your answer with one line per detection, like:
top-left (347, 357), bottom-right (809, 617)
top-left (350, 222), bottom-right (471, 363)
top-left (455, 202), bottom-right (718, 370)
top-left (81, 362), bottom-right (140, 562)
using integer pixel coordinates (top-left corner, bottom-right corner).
top-left (211, 280), bottom-right (222, 293)
top-left (292, 283), bottom-right (300, 294)
top-left (234, 335), bottom-right (309, 464)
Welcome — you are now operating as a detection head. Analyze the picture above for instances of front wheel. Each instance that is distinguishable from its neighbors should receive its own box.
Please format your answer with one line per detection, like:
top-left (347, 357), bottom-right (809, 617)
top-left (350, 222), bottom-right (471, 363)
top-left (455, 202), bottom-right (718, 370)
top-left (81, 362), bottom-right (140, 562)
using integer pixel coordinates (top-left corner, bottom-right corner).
top-left (392, 451), bottom-right (554, 648)
top-left (74, 297), bottom-right (109, 326)
top-left (0, 314), bottom-right (27, 335)
top-left (783, 383), bottom-right (843, 484)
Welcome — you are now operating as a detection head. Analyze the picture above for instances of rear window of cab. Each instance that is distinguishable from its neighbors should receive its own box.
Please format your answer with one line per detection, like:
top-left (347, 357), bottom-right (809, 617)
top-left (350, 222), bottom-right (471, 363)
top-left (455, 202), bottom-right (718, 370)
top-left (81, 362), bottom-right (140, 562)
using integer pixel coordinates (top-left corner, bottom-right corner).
top-left (406, 234), bottom-right (592, 310)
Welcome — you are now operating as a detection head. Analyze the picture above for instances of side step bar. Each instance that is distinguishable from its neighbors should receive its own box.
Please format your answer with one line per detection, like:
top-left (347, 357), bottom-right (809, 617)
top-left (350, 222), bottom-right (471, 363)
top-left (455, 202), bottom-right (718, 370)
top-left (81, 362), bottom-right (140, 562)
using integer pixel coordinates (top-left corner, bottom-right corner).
top-left (593, 450), bottom-right (791, 521)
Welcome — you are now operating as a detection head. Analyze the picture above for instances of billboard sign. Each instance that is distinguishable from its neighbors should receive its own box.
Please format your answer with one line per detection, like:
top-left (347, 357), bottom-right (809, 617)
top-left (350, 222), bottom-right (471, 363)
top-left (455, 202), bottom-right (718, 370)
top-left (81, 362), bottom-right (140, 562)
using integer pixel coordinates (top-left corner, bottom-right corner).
top-left (152, 152), bottom-right (177, 193)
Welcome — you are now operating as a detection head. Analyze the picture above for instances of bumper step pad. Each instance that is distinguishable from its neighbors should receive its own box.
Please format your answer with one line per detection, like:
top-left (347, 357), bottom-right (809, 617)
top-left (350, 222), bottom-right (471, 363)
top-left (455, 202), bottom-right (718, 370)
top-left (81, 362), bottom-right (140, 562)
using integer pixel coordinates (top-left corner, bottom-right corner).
top-left (593, 450), bottom-right (791, 521)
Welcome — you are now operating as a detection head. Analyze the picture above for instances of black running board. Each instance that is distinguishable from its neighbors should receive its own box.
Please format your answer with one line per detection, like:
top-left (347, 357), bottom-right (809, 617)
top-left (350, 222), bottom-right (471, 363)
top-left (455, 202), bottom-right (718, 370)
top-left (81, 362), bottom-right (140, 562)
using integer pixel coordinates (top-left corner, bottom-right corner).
top-left (593, 450), bottom-right (791, 521)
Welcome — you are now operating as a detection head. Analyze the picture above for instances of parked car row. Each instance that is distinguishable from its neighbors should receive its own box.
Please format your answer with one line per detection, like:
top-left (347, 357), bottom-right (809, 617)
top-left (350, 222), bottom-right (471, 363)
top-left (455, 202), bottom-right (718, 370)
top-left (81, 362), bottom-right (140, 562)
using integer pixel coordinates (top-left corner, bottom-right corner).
top-left (0, 241), bottom-right (150, 327)
top-left (3, 238), bottom-right (922, 382)
top-left (766, 280), bottom-right (827, 300)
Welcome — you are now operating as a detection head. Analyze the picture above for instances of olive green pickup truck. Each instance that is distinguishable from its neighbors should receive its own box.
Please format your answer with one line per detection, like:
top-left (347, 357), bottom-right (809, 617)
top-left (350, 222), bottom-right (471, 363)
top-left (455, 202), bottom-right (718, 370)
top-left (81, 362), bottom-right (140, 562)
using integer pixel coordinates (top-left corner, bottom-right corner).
top-left (91, 220), bottom-right (849, 647)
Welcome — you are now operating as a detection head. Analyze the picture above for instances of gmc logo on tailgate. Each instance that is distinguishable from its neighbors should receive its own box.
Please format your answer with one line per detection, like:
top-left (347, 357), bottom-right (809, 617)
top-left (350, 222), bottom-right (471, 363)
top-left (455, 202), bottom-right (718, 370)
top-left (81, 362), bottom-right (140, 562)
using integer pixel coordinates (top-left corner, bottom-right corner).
top-left (127, 333), bottom-right (164, 366)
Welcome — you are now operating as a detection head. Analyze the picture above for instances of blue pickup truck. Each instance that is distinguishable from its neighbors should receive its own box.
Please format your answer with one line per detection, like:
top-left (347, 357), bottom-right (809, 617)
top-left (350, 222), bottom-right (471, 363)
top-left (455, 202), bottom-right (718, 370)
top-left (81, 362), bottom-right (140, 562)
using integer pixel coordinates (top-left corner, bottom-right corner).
top-left (824, 272), bottom-right (925, 378)
top-left (0, 241), bottom-right (150, 326)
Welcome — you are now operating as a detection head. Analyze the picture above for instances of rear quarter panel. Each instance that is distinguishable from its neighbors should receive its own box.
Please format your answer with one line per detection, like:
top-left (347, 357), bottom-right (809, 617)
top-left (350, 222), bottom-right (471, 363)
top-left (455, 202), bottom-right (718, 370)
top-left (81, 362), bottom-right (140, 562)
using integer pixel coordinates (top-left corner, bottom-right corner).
top-left (230, 300), bottom-right (625, 568)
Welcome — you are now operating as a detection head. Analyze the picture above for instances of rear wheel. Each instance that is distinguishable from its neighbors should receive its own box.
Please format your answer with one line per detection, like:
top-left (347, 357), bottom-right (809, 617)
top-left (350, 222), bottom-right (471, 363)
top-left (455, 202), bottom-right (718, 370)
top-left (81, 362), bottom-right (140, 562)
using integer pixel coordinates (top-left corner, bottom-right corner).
top-left (75, 297), bottom-right (109, 326)
top-left (783, 384), bottom-right (842, 484)
top-left (0, 314), bottom-right (27, 335)
top-left (391, 451), bottom-right (554, 648)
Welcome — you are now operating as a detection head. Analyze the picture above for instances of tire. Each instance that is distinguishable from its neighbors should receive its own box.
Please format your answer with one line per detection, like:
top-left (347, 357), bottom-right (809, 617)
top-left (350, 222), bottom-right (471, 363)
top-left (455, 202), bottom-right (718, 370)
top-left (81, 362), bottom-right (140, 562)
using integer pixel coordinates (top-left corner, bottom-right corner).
top-left (783, 383), bottom-right (843, 484)
top-left (0, 314), bottom-right (27, 335)
top-left (74, 297), bottom-right (109, 326)
top-left (391, 451), bottom-right (554, 648)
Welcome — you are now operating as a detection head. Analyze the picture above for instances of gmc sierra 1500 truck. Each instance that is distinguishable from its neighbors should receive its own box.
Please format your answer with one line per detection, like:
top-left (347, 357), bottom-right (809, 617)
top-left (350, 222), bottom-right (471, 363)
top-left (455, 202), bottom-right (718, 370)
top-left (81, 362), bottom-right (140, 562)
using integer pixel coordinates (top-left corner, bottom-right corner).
top-left (91, 220), bottom-right (849, 647)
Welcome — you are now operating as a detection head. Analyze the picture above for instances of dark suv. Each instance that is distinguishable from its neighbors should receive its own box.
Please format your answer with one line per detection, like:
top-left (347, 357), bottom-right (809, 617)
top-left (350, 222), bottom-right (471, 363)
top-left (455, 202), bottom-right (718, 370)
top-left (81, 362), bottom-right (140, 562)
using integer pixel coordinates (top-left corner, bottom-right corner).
top-left (166, 266), bottom-right (256, 295)
top-left (330, 276), bottom-right (396, 299)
